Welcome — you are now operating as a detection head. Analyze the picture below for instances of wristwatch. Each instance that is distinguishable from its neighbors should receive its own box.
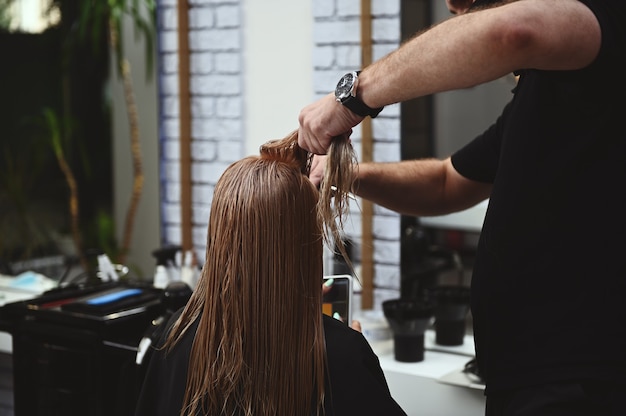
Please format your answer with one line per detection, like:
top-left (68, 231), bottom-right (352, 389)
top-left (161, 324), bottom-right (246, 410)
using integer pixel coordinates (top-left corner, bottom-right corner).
top-left (334, 71), bottom-right (384, 118)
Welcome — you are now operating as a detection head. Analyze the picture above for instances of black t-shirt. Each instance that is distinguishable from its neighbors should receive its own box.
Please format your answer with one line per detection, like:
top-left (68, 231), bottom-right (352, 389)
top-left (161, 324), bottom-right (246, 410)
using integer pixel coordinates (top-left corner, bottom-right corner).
top-left (135, 310), bottom-right (406, 415)
top-left (451, 0), bottom-right (626, 394)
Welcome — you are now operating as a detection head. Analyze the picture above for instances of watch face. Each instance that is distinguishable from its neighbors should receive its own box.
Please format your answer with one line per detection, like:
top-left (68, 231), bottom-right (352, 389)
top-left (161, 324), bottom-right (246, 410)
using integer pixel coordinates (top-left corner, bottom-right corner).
top-left (335, 72), bottom-right (356, 101)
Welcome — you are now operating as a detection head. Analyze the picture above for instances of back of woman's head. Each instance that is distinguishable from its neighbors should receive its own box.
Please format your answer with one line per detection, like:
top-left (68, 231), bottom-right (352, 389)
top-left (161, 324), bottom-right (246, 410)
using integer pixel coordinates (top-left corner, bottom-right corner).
top-left (207, 154), bottom-right (322, 290)
top-left (208, 145), bottom-right (321, 282)
top-left (172, 139), bottom-right (326, 415)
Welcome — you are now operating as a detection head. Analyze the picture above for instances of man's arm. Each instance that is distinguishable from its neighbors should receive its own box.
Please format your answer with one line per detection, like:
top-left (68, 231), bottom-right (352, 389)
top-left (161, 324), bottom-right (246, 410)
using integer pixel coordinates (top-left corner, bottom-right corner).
top-left (298, 0), bottom-right (601, 154)
top-left (355, 158), bottom-right (492, 217)
top-left (359, 0), bottom-right (600, 107)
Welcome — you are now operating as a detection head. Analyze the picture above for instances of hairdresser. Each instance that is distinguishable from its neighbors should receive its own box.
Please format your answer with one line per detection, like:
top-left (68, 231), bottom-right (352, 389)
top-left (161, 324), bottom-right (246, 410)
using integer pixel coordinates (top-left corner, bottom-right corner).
top-left (298, 0), bottom-right (626, 415)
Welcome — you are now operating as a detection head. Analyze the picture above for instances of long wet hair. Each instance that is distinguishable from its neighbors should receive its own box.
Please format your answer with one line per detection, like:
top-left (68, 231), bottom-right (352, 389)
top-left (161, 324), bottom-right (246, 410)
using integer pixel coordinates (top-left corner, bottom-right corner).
top-left (163, 132), bottom-right (332, 415)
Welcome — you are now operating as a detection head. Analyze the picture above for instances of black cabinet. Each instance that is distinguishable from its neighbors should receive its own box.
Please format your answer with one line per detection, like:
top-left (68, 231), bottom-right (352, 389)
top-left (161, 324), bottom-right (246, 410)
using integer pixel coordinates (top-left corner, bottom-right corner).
top-left (0, 283), bottom-right (165, 416)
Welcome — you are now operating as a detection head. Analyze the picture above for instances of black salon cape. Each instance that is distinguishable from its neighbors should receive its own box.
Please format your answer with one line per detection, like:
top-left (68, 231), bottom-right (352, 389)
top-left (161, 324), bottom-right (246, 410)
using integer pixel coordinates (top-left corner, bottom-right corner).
top-left (135, 310), bottom-right (406, 415)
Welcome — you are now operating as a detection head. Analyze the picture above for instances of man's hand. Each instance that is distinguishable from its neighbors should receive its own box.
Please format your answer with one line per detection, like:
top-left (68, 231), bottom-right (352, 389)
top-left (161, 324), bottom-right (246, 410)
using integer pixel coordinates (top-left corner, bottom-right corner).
top-left (298, 93), bottom-right (363, 154)
top-left (308, 155), bottom-right (327, 188)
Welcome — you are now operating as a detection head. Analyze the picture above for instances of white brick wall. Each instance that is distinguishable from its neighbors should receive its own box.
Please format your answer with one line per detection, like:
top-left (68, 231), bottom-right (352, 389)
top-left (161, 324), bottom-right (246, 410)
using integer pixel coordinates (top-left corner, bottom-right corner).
top-left (158, 0), bottom-right (243, 261)
top-left (157, 0), bottom-right (402, 306)
top-left (312, 0), bottom-right (402, 305)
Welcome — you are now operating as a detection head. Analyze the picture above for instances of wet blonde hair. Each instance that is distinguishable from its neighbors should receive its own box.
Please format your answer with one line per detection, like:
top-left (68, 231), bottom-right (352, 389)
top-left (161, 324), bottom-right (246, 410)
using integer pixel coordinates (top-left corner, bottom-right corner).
top-left (317, 133), bottom-right (358, 267)
top-left (262, 130), bottom-right (358, 257)
top-left (164, 131), bottom-right (356, 415)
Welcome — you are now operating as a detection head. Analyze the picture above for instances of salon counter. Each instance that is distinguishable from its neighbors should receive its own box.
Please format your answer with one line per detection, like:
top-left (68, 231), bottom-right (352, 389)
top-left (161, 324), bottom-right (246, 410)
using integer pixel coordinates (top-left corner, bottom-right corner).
top-left (372, 331), bottom-right (486, 416)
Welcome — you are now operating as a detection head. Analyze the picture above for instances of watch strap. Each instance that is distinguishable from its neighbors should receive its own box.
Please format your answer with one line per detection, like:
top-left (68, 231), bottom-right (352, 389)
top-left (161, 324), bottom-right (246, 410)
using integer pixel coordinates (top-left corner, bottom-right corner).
top-left (342, 94), bottom-right (384, 118)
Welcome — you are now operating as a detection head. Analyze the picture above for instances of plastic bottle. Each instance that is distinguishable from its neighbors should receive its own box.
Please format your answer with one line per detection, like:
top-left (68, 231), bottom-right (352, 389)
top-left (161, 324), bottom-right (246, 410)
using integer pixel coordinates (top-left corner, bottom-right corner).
top-left (180, 250), bottom-right (197, 289)
top-left (153, 264), bottom-right (169, 289)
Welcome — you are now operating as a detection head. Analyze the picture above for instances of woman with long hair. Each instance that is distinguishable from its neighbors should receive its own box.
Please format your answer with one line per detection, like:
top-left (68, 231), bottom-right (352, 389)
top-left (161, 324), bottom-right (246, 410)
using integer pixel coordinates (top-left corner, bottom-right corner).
top-left (135, 134), bottom-right (405, 415)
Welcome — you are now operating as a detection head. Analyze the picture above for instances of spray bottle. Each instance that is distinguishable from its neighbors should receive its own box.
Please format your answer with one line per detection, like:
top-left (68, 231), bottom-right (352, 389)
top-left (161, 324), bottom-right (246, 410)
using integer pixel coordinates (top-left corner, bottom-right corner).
top-left (151, 245), bottom-right (182, 289)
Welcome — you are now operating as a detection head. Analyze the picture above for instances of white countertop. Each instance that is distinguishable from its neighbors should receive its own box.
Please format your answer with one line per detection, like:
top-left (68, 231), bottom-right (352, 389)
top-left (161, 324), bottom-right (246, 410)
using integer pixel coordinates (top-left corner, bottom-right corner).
top-left (371, 330), bottom-right (486, 416)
